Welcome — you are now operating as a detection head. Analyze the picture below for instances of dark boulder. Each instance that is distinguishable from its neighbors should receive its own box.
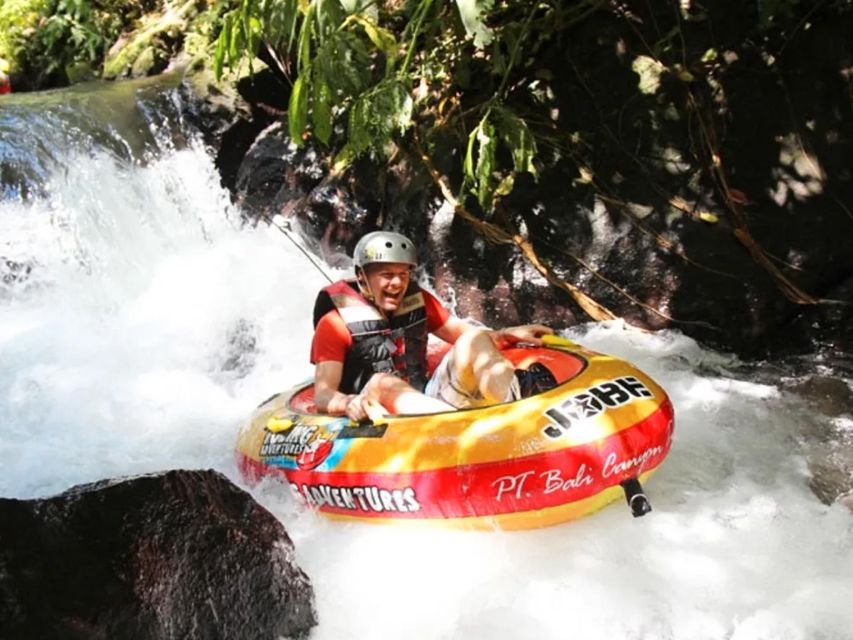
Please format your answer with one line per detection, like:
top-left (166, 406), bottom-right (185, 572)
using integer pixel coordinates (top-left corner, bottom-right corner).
top-left (0, 469), bottom-right (316, 640)
top-left (234, 122), bottom-right (376, 266)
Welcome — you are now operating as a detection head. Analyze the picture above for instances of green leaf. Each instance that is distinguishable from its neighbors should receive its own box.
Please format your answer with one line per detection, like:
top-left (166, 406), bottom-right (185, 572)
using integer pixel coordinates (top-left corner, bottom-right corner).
top-left (346, 79), bottom-right (413, 157)
top-left (454, 0), bottom-right (494, 48)
top-left (213, 17), bottom-right (232, 78)
top-left (312, 79), bottom-right (333, 144)
top-left (475, 119), bottom-right (497, 208)
top-left (347, 94), bottom-right (371, 155)
top-left (632, 55), bottom-right (665, 95)
top-left (494, 106), bottom-right (537, 177)
top-left (297, 1), bottom-right (315, 72)
top-left (315, 31), bottom-right (371, 97)
top-left (464, 122), bottom-right (479, 185)
top-left (333, 143), bottom-right (357, 173)
top-left (316, 0), bottom-right (345, 41)
top-left (229, 12), bottom-right (244, 63)
top-left (289, 72), bottom-right (310, 144)
top-left (347, 13), bottom-right (398, 72)
top-left (494, 173), bottom-right (515, 198)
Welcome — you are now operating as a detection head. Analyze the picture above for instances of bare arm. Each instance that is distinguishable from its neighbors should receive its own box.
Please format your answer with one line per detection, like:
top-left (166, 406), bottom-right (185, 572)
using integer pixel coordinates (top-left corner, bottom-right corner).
top-left (433, 316), bottom-right (553, 348)
top-left (432, 316), bottom-right (472, 344)
top-left (314, 361), bottom-right (348, 414)
top-left (314, 360), bottom-right (370, 421)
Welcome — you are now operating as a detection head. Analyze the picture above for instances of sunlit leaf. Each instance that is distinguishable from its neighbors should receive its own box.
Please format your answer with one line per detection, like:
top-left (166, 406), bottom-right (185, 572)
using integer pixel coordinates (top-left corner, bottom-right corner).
top-left (346, 79), bottom-right (413, 157)
top-left (454, 0), bottom-right (494, 48)
top-left (475, 119), bottom-right (497, 208)
top-left (494, 173), bottom-right (515, 198)
top-left (347, 13), bottom-right (398, 73)
top-left (632, 55), bottom-right (665, 95)
top-left (297, 1), bottom-right (314, 72)
top-left (213, 17), bottom-right (230, 78)
top-left (312, 79), bottom-right (333, 145)
top-left (494, 106), bottom-right (537, 177)
top-left (316, 0), bottom-right (345, 41)
top-left (701, 48), bottom-right (718, 63)
top-left (464, 124), bottom-right (478, 185)
top-left (289, 72), bottom-right (310, 144)
top-left (333, 143), bottom-right (357, 173)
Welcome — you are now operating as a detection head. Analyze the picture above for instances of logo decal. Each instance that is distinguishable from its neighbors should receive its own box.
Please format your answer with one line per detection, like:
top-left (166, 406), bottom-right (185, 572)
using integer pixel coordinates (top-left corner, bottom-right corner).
top-left (543, 376), bottom-right (653, 439)
top-left (261, 418), bottom-right (346, 469)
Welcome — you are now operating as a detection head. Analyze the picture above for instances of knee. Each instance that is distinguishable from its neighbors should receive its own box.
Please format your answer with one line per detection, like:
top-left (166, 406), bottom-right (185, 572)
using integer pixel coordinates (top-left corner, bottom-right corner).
top-left (364, 372), bottom-right (408, 396)
top-left (455, 328), bottom-right (492, 353)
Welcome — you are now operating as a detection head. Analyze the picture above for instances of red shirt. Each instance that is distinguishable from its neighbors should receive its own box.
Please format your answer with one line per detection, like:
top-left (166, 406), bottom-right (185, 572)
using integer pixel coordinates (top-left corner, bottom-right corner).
top-left (311, 289), bottom-right (451, 364)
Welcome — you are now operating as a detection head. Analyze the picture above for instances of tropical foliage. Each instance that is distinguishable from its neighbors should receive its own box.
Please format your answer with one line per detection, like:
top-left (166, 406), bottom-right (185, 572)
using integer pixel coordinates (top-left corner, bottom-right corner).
top-left (0, 0), bottom-right (140, 86)
top-left (212, 0), bottom-right (850, 216)
top-left (0, 0), bottom-right (212, 87)
top-left (212, 0), bottom-right (852, 316)
top-left (214, 0), bottom-right (557, 212)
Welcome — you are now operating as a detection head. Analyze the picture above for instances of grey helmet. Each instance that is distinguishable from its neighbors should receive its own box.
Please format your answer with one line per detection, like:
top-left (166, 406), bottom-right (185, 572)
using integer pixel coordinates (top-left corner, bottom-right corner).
top-left (353, 231), bottom-right (417, 270)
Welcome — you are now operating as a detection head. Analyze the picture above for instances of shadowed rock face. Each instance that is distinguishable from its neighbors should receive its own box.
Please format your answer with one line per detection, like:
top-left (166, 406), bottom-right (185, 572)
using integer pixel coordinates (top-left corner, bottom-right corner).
top-left (0, 469), bottom-right (317, 640)
top-left (218, 4), bottom-right (852, 359)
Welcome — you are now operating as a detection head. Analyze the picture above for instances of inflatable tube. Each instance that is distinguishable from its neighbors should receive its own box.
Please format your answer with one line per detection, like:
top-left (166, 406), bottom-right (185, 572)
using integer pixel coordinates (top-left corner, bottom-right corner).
top-left (236, 336), bottom-right (675, 530)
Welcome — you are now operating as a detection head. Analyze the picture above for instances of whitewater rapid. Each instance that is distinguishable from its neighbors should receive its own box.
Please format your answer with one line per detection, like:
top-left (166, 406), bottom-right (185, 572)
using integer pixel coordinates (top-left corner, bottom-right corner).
top-left (1, 86), bottom-right (851, 640)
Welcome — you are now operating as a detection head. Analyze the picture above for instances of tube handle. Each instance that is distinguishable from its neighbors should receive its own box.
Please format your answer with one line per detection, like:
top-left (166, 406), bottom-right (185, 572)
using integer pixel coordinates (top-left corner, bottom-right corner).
top-left (542, 334), bottom-right (579, 349)
top-left (620, 477), bottom-right (652, 517)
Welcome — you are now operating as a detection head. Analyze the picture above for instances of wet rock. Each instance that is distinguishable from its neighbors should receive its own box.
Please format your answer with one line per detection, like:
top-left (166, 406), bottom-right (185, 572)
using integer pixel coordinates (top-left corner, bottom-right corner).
top-left (205, 3), bottom-right (853, 356)
top-left (1, 258), bottom-right (32, 288)
top-left (0, 469), bottom-right (317, 640)
top-left (808, 448), bottom-right (853, 508)
top-left (234, 122), bottom-right (377, 264)
top-left (774, 275), bottom-right (853, 356)
top-left (178, 67), bottom-right (290, 194)
top-left (782, 375), bottom-right (853, 418)
top-left (778, 374), bottom-right (853, 508)
top-left (102, 0), bottom-right (198, 80)
top-left (234, 122), bottom-right (325, 219)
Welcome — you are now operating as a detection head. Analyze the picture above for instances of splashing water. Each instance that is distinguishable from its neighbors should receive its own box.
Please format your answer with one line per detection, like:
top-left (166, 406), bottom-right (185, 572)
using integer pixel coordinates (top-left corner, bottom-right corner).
top-left (1, 82), bottom-right (851, 640)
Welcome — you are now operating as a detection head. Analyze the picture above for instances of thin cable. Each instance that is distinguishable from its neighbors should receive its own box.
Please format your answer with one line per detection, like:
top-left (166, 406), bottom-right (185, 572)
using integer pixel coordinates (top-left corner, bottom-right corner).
top-left (263, 213), bottom-right (335, 284)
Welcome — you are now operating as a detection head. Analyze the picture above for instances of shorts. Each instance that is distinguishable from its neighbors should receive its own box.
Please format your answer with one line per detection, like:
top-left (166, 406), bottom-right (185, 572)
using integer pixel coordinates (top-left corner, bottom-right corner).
top-left (424, 348), bottom-right (518, 409)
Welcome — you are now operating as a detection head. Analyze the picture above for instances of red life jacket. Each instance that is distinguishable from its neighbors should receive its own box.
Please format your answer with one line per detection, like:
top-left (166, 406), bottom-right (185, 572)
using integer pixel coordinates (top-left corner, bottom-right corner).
top-left (313, 279), bottom-right (429, 394)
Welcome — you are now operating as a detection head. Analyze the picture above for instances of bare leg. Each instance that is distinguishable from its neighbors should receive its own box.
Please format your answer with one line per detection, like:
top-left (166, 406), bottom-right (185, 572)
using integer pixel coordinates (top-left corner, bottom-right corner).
top-left (364, 372), bottom-right (455, 415)
top-left (447, 329), bottom-right (515, 404)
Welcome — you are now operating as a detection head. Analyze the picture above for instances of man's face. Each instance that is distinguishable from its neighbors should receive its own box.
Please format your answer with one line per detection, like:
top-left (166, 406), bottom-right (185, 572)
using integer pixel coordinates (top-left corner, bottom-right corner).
top-left (362, 262), bottom-right (411, 313)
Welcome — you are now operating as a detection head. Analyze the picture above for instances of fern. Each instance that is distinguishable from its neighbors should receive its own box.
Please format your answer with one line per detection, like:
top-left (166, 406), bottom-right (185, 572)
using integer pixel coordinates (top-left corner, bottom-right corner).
top-left (347, 78), bottom-right (413, 156)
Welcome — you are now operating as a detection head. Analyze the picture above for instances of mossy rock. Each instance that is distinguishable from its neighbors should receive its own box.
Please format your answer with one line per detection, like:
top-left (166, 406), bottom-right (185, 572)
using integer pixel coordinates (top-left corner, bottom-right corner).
top-left (65, 60), bottom-right (96, 84)
top-left (130, 45), bottom-right (161, 77)
top-left (103, 0), bottom-right (199, 80)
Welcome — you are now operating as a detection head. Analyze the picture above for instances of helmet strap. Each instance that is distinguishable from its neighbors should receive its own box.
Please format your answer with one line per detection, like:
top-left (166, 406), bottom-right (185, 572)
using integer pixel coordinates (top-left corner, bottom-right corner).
top-left (355, 267), bottom-right (375, 302)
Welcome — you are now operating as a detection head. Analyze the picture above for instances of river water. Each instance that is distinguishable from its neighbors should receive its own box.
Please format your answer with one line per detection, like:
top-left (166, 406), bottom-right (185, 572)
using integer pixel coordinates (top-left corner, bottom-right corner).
top-left (1, 78), bottom-right (851, 640)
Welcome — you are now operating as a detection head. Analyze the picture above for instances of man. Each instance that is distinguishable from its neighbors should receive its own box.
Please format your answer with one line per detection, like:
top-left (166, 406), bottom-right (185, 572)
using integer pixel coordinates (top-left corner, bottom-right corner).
top-left (311, 231), bottom-right (557, 421)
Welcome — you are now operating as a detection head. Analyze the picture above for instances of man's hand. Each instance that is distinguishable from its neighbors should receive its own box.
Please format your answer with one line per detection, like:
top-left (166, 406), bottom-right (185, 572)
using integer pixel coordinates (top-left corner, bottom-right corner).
top-left (344, 394), bottom-right (385, 422)
top-left (344, 394), bottom-right (368, 421)
top-left (496, 324), bottom-right (554, 347)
